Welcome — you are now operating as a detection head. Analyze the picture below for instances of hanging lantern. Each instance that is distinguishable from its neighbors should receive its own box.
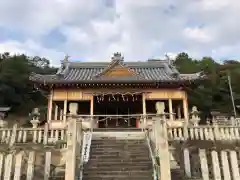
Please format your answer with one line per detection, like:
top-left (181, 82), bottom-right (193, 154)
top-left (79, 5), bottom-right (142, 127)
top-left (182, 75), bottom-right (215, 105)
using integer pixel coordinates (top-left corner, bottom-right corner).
top-left (122, 95), bottom-right (125, 101)
top-left (112, 94), bottom-right (116, 101)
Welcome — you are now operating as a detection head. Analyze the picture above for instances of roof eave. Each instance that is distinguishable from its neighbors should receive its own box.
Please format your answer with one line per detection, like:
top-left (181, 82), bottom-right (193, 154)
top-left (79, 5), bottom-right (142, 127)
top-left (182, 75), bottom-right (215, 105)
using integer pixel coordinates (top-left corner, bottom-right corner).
top-left (30, 78), bottom-right (204, 85)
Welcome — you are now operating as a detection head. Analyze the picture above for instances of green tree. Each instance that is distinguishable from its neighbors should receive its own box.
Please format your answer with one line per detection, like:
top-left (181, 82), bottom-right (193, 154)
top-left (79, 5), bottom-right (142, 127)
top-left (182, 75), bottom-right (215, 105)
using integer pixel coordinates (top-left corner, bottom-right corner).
top-left (0, 53), bottom-right (56, 114)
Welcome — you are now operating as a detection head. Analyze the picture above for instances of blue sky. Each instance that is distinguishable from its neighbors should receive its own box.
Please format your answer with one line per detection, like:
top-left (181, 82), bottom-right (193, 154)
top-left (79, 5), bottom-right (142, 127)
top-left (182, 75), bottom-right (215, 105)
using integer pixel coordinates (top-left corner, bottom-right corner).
top-left (0, 0), bottom-right (239, 65)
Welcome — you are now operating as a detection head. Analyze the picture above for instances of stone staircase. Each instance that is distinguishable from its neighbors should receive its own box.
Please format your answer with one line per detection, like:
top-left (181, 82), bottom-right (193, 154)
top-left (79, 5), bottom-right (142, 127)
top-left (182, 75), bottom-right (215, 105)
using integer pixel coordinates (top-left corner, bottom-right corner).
top-left (82, 132), bottom-right (153, 180)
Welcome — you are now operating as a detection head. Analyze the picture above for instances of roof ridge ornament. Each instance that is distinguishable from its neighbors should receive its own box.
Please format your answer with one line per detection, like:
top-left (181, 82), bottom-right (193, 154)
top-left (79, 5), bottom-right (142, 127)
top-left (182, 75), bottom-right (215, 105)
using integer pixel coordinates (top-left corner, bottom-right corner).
top-left (165, 53), bottom-right (179, 78)
top-left (62, 54), bottom-right (70, 64)
top-left (165, 53), bottom-right (174, 66)
top-left (112, 52), bottom-right (124, 62)
top-left (56, 54), bottom-right (70, 77)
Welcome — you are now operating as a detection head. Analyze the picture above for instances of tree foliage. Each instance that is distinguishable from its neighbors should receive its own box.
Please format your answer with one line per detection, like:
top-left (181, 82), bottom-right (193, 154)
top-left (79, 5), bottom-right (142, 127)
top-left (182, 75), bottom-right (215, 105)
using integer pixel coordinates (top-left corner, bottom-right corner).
top-left (175, 52), bottom-right (240, 116)
top-left (0, 53), bottom-right (57, 114)
top-left (0, 52), bottom-right (239, 116)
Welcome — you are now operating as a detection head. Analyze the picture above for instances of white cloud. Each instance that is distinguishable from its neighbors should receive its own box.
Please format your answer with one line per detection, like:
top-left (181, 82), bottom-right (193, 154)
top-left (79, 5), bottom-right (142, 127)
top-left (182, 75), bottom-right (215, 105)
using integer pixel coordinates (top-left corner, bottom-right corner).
top-left (0, 0), bottom-right (239, 65)
top-left (201, 0), bottom-right (229, 11)
top-left (0, 40), bottom-right (64, 66)
top-left (183, 27), bottom-right (213, 43)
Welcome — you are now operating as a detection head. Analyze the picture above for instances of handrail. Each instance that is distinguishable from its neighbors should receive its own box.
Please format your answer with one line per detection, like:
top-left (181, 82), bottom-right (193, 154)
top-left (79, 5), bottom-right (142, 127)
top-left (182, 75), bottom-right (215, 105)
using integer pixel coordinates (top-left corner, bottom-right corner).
top-left (145, 129), bottom-right (159, 180)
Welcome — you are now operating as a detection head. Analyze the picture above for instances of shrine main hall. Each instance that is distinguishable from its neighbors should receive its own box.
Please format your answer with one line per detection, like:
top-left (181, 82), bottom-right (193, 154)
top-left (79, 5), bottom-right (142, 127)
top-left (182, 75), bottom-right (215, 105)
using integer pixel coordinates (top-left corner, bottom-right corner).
top-left (30, 53), bottom-right (205, 129)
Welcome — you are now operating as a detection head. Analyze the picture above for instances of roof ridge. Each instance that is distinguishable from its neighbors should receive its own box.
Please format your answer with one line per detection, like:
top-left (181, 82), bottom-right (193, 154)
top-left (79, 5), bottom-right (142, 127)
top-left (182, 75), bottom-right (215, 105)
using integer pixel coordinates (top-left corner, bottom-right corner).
top-left (93, 57), bottom-right (147, 80)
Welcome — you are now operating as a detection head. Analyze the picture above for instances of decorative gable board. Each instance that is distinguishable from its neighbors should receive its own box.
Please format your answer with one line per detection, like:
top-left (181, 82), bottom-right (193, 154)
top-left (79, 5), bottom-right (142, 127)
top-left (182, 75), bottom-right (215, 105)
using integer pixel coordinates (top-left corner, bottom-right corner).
top-left (103, 65), bottom-right (136, 77)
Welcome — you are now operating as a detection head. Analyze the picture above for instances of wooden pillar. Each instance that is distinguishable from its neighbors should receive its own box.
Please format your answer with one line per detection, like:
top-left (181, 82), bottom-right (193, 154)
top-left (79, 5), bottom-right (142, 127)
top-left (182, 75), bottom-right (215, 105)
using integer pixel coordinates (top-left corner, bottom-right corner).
top-left (183, 98), bottom-right (189, 124)
top-left (90, 96), bottom-right (94, 116)
top-left (63, 100), bottom-right (67, 123)
top-left (54, 105), bottom-right (58, 120)
top-left (168, 99), bottom-right (173, 120)
top-left (177, 105), bottom-right (181, 119)
top-left (47, 90), bottom-right (53, 123)
top-left (60, 109), bottom-right (63, 120)
top-left (142, 93), bottom-right (146, 129)
top-left (90, 96), bottom-right (94, 128)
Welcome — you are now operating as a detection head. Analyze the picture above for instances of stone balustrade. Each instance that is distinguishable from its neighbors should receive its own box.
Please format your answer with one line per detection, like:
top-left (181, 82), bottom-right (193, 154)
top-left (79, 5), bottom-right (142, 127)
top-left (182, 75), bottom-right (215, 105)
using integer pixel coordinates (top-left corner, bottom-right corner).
top-left (0, 124), bottom-right (67, 147)
top-left (177, 148), bottom-right (240, 180)
top-left (168, 126), bottom-right (240, 141)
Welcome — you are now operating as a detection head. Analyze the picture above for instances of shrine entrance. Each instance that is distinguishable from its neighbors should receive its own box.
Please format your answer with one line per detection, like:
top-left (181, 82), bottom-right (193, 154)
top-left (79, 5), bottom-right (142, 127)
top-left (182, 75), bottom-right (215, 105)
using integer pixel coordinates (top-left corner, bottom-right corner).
top-left (93, 93), bottom-right (142, 128)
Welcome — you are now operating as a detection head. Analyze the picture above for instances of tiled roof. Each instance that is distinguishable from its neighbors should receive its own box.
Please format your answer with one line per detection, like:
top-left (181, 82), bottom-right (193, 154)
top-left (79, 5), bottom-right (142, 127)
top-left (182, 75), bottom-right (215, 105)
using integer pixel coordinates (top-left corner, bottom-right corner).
top-left (30, 58), bottom-right (205, 84)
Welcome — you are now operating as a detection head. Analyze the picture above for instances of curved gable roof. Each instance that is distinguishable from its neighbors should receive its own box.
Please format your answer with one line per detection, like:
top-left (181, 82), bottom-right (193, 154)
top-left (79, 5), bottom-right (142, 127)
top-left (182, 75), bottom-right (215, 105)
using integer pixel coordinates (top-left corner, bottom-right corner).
top-left (30, 54), bottom-right (206, 85)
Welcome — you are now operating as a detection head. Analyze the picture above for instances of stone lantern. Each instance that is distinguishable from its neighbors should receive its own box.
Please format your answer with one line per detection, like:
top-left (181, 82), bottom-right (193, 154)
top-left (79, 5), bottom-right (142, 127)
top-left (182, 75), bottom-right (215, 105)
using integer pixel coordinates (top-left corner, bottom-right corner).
top-left (30, 108), bottom-right (40, 128)
top-left (0, 107), bottom-right (11, 128)
top-left (190, 106), bottom-right (200, 126)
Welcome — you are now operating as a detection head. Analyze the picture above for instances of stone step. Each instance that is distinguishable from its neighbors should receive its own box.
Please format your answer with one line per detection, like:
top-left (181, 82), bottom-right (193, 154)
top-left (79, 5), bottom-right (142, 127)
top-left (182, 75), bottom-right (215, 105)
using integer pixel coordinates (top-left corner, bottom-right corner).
top-left (89, 150), bottom-right (149, 155)
top-left (92, 132), bottom-right (145, 140)
top-left (83, 173), bottom-right (152, 178)
top-left (87, 159), bottom-right (151, 163)
top-left (91, 142), bottom-right (146, 146)
top-left (83, 176), bottom-right (152, 180)
top-left (90, 150), bottom-right (150, 154)
top-left (83, 137), bottom-right (152, 180)
top-left (90, 149), bottom-right (149, 153)
top-left (89, 153), bottom-right (150, 160)
top-left (84, 165), bottom-right (152, 171)
top-left (91, 139), bottom-right (145, 142)
top-left (93, 128), bottom-right (143, 132)
top-left (90, 154), bottom-right (150, 160)
top-left (83, 178), bottom-right (152, 180)
top-left (86, 161), bottom-right (152, 166)
top-left (171, 168), bottom-right (186, 180)
top-left (84, 170), bottom-right (152, 174)
top-left (90, 146), bottom-right (148, 150)
top-left (90, 146), bottom-right (147, 150)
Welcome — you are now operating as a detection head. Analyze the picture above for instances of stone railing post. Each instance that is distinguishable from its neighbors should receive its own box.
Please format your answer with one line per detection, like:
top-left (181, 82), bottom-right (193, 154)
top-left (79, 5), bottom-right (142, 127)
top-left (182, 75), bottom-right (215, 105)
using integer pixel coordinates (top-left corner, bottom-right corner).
top-left (154, 101), bottom-right (171, 180)
top-left (9, 124), bottom-right (17, 147)
top-left (76, 118), bottom-right (82, 157)
top-left (65, 103), bottom-right (78, 180)
top-left (212, 118), bottom-right (220, 140)
top-left (65, 118), bottom-right (77, 180)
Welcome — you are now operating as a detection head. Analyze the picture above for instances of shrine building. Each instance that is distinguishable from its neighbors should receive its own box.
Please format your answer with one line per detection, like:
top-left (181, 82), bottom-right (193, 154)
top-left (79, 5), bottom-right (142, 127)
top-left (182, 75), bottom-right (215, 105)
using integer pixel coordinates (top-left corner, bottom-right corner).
top-left (30, 53), bottom-right (205, 129)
